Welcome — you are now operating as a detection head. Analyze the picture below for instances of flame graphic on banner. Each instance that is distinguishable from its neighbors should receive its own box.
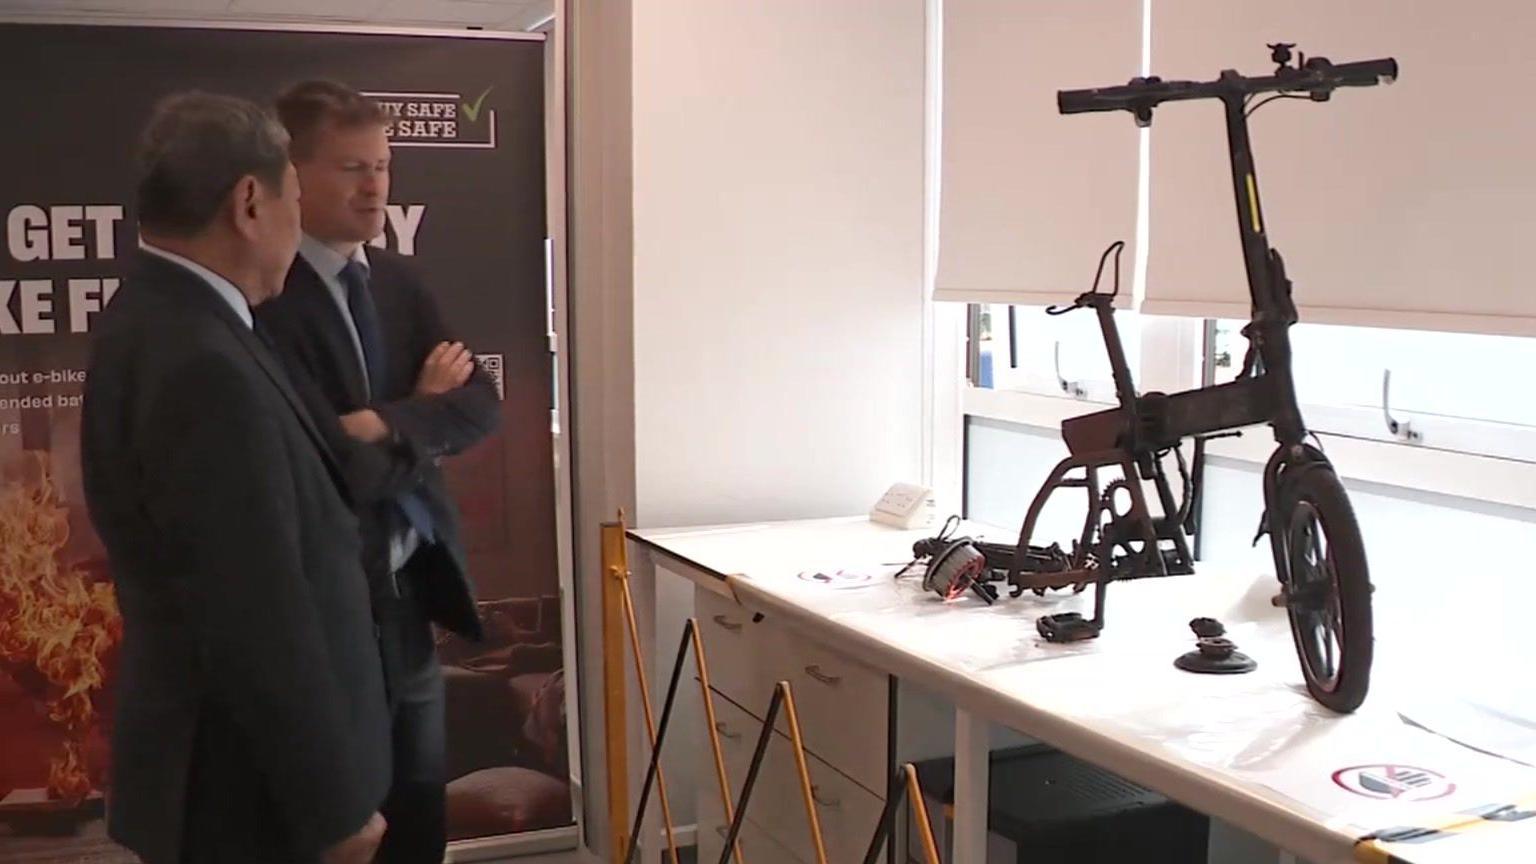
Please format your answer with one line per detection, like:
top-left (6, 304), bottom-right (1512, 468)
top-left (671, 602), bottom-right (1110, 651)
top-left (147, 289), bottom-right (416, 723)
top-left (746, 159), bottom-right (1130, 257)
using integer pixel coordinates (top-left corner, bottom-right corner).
top-left (0, 452), bottom-right (122, 804)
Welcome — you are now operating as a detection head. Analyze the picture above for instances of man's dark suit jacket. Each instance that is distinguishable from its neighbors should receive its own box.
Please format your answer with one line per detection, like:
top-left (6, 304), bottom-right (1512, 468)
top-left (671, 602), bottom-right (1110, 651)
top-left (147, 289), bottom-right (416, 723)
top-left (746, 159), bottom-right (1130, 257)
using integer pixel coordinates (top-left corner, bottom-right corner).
top-left (80, 251), bottom-right (392, 864)
top-left (255, 247), bottom-right (498, 642)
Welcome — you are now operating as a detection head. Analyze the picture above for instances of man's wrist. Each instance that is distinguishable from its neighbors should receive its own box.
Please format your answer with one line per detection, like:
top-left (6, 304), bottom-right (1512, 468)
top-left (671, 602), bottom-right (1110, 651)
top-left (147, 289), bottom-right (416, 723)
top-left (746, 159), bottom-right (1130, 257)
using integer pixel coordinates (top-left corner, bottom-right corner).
top-left (340, 409), bottom-right (390, 444)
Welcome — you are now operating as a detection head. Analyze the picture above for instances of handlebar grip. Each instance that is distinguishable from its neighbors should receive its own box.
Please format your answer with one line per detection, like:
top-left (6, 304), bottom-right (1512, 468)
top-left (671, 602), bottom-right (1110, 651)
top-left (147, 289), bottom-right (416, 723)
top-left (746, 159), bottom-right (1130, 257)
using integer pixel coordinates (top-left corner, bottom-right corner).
top-left (1326, 57), bottom-right (1397, 87)
top-left (1057, 85), bottom-right (1137, 115)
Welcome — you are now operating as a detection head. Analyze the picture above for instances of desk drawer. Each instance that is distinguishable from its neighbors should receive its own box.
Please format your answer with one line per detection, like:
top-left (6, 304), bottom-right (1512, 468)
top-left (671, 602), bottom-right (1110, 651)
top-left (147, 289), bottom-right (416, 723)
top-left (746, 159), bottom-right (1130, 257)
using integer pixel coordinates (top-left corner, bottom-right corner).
top-left (699, 810), bottom-right (808, 864)
top-left (796, 738), bottom-right (887, 864)
top-left (775, 627), bottom-right (889, 794)
top-left (708, 694), bottom-right (766, 810)
top-left (696, 589), bottom-right (770, 712)
top-left (696, 588), bottom-right (889, 794)
top-left (710, 697), bottom-right (885, 864)
top-left (697, 763), bottom-right (809, 864)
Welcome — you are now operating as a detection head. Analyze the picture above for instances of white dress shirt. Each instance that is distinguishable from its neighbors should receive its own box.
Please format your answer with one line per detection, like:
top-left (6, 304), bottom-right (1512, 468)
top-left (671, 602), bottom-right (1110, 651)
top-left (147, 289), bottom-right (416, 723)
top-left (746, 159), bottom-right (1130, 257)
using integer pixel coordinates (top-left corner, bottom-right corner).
top-left (296, 235), bottom-right (420, 574)
top-left (140, 241), bottom-right (254, 329)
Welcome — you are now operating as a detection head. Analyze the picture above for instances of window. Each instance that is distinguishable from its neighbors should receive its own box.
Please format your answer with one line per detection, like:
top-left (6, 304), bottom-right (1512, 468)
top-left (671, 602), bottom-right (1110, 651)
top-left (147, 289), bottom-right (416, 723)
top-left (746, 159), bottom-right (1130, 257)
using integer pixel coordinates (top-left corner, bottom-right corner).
top-left (958, 313), bottom-right (1536, 715)
top-left (1213, 320), bottom-right (1536, 463)
top-left (972, 303), bottom-right (1141, 404)
top-left (958, 336), bottom-right (1536, 713)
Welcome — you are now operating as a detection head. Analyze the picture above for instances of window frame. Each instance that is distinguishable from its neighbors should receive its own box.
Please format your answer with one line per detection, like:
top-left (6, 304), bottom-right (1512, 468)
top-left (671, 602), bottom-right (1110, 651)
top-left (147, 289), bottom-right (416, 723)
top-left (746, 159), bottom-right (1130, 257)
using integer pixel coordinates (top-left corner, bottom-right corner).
top-left (954, 311), bottom-right (1536, 513)
top-left (1210, 318), bottom-right (1536, 466)
top-left (967, 301), bottom-right (1141, 407)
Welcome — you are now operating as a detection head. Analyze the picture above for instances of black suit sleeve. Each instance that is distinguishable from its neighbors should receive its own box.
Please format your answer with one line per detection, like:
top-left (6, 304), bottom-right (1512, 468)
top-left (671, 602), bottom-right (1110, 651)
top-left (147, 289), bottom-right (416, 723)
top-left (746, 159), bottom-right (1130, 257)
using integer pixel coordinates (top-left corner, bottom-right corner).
top-left (280, 340), bottom-right (427, 505)
top-left (138, 354), bottom-right (378, 854)
top-left (372, 272), bottom-right (501, 458)
top-left (255, 301), bottom-right (427, 507)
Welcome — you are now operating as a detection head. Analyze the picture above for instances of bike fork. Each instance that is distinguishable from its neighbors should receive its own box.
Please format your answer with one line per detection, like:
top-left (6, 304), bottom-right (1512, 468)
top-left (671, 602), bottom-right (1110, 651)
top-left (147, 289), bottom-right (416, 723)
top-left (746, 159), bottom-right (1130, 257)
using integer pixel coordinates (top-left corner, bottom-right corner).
top-left (1259, 442), bottom-right (1332, 587)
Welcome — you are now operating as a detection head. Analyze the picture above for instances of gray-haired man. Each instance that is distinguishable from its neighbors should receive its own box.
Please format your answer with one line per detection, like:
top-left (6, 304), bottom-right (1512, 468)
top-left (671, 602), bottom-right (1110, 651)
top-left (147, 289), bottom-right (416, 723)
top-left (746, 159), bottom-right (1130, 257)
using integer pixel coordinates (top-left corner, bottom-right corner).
top-left (81, 92), bottom-right (390, 864)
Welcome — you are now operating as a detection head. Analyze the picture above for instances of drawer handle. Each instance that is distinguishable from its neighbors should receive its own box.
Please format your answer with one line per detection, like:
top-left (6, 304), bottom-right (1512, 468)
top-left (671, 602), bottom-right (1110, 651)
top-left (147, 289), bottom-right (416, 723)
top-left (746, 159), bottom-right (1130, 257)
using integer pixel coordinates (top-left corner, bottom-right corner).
top-left (712, 614), bottom-right (743, 632)
top-left (804, 664), bottom-right (842, 686)
top-left (714, 721), bottom-right (742, 741)
top-left (810, 784), bottom-right (842, 809)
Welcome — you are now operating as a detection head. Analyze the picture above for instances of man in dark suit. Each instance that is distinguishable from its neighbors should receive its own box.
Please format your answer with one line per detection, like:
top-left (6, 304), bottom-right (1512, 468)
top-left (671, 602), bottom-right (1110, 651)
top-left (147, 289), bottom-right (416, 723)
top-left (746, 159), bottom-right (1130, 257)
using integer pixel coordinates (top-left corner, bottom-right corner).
top-left (81, 93), bottom-right (390, 864)
top-left (255, 80), bottom-right (501, 864)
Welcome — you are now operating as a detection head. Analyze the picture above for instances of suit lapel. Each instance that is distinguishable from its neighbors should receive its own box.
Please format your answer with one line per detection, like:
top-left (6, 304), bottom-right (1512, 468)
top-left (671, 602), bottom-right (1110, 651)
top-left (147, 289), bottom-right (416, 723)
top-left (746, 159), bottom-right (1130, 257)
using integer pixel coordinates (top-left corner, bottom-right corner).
top-left (232, 320), bottom-right (351, 500)
top-left (134, 253), bottom-right (350, 500)
top-left (288, 257), bottom-right (371, 408)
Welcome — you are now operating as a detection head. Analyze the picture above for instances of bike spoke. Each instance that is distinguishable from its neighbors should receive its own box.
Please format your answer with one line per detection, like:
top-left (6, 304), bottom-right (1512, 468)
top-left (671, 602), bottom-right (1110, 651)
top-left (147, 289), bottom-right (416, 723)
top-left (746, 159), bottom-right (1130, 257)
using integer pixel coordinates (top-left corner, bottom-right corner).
top-left (1322, 622), bottom-right (1337, 680)
top-left (1304, 521), bottom-right (1324, 576)
top-left (1288, 499), bottom-right (1345, 691)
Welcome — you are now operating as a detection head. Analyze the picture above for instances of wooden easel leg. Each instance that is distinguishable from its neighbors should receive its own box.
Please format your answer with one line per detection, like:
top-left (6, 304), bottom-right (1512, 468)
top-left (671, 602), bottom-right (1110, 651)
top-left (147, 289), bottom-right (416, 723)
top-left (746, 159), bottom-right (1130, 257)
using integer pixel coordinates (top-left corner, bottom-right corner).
top-left (618, 570), bottom-right (680, 864)
top-left (780, 682), bottom-right (830, 864)
top-left (600, 519), bottom-right (630, 862)
top-left (690, 620), bottom-right (746, 864)
top-left (905, 763), bottom-right (943, 864)
top-left (715, 687), bottom-right (785, 864)
top-left (860, 762), bottom-right (942, 864)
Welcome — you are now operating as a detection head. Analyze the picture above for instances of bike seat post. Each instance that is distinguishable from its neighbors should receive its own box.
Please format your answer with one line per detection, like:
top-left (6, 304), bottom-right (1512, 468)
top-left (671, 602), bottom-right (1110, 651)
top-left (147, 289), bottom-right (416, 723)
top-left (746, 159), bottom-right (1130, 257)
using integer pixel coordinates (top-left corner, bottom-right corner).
top-left (1091, 297), bottom-right (1140, 416)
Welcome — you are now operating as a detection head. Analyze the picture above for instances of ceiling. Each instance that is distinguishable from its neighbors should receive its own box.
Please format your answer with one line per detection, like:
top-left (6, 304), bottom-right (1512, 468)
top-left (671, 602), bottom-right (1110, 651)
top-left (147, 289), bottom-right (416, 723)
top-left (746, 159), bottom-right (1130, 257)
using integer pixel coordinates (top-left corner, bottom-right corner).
top-left (0, 0), bottom-right (552, 32)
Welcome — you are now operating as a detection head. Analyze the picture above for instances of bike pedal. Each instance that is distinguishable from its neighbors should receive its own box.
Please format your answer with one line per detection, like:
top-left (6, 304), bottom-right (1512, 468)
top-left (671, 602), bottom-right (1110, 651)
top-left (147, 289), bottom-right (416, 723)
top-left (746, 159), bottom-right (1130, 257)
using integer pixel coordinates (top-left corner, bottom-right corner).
top-left (1160, 547), bottom-right (1195, 575)
top-left (1036, 612), bottom-right (1103, 643)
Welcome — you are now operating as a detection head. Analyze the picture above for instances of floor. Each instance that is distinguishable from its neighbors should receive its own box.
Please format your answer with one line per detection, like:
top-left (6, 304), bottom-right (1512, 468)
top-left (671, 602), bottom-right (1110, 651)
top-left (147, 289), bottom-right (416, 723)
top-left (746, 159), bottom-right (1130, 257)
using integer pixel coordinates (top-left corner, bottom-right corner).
top-left (519, 853), bottom-right (599, 864)
top-left (0, 833), bottom-right (624, 864)
top-left (519, 847), bottom-right (698, 864)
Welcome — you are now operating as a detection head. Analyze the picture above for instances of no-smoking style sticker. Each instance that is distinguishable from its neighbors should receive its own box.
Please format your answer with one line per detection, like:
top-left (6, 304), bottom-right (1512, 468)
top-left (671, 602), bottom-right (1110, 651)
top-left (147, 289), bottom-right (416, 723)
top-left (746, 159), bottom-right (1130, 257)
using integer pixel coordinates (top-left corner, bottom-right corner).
top-left (1333, 765), bottom-right (1457, 801)
top-left (797, 569), bottom-right (875, 588)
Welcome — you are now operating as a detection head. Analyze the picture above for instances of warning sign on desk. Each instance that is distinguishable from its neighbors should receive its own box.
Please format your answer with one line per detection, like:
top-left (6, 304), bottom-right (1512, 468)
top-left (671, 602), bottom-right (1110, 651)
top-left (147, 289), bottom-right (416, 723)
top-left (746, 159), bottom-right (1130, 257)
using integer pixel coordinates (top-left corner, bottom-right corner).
top-left (797, 569), bottom-right (875, 588)
top-left (1334, 764), bottom-right (1457, 802)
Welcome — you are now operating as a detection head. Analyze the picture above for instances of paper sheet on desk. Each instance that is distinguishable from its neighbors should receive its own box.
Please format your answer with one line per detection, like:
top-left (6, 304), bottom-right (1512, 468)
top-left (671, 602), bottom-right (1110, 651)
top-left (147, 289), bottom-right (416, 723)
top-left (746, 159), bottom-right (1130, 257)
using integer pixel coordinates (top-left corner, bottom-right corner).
top-left (1062, 670), bottom-right (1536, 858)
top-left (719, 560), bottom-right (894, 609)
top-left (1241, 716), bottom-right (1535, 830)
top-left (795, 563), bottom-right (1276, 681)
top-left (1248, 722), bottom-right (1536, 864)
top-left (1397, 690), bottom-right (1536, 769)
top-left (962, 593), bottom-right (1536, 863)
top-left (825, 577), bottom-right (1103, 671)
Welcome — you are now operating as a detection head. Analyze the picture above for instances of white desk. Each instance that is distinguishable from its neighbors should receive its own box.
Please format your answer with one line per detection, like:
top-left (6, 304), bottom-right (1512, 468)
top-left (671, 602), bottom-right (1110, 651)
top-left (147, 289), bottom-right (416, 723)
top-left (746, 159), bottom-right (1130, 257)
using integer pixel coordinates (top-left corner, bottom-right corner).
top-left (628, 516), bottom-right (1536, 864)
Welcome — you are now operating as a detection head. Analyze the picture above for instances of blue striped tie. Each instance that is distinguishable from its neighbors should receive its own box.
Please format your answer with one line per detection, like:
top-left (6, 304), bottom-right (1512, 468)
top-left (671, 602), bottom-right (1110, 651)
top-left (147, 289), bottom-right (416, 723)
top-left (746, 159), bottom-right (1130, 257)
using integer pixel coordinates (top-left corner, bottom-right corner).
top-left (340, 259), bottom-right (435, 545)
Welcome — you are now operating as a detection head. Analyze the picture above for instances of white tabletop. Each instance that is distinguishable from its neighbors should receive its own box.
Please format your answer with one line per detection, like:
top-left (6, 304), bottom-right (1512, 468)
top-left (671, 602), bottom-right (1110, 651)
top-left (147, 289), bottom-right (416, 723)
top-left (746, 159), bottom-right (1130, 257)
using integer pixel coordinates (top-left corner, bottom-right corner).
top-left (631, 516), bottom-right (1536, 864)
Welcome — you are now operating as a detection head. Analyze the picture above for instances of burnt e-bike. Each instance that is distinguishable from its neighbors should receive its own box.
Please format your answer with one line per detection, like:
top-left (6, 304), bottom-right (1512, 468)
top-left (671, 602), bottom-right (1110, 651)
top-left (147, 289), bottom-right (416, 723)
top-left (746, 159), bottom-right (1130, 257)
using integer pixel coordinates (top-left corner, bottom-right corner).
top-left (1002, 45), bottom-right (1396, 713)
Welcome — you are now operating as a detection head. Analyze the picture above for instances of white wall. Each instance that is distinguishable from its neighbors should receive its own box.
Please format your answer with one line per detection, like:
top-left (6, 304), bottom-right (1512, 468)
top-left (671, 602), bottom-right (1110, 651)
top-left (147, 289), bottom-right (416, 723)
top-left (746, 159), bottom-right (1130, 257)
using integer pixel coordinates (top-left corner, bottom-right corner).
top-left (628, 0), bottom-right (927, 835)
top-left (631, 0), bottom-right (927, 530)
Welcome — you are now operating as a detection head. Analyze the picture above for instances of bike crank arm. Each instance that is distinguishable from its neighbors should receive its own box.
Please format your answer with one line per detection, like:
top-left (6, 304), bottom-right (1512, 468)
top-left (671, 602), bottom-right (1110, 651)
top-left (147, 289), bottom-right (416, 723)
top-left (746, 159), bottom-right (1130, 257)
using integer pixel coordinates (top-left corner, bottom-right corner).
top-left (1010, 568), bottom-right (1102, 592)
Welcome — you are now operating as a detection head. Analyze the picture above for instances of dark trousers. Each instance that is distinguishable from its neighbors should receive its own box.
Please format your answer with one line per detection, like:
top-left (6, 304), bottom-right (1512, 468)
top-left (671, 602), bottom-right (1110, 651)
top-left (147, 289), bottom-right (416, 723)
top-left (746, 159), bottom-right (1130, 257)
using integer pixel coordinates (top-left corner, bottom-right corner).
top-left (375, 587), bottom-right (447, 864)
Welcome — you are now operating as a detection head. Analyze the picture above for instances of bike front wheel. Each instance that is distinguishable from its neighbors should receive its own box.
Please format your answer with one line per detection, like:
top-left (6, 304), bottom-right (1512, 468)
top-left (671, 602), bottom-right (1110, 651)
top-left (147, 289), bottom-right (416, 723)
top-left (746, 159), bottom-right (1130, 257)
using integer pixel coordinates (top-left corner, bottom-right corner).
top-left (1273, 465), bottom-right (1373, 713)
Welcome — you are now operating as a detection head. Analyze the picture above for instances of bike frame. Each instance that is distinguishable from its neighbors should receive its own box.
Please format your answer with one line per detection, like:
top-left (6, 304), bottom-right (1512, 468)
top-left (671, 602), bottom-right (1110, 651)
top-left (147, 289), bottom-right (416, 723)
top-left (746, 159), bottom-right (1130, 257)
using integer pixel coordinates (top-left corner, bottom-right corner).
top-left (1006, 56), bottom-right (1397, 634)
top-left (1090, 75), bottom-right (1323, 500)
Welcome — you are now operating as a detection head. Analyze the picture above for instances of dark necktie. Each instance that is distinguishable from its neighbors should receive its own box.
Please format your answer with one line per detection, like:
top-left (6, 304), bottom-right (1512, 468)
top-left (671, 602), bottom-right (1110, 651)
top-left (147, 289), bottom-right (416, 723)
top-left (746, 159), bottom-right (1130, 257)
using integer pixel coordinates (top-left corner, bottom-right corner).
top-left (339, 259), bottom-right (386, 398)
top-left (339, 259), bottom-right (436, 546)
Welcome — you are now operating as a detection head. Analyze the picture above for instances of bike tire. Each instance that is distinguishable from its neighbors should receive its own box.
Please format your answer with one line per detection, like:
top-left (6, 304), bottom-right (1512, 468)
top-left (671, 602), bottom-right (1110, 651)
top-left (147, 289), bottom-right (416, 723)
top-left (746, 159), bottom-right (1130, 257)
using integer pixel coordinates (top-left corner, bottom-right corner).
top-left (1273, 465), bottom-right (1373, 713)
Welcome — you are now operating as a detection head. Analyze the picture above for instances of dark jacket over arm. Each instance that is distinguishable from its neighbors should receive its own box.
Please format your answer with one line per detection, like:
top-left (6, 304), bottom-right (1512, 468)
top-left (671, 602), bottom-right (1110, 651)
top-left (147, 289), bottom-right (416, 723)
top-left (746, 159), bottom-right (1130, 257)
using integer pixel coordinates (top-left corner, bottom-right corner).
top-left (82, 254), bottom-right (392, 863)
top-left (135, 356), bottom-right (382, 853)
top-left (368, 251), bottom-right (501, 460)
top-left (255, 248), bottom-right (499, 640)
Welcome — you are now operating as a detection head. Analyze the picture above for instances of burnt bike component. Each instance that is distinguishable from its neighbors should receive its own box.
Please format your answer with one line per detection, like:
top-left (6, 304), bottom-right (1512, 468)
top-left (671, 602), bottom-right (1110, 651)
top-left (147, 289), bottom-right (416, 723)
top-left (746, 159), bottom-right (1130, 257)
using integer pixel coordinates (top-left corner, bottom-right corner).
top-left (1175, 617), bottom-right (1258, 675)
top-left (1007, 44), bottom-right (1392, 713)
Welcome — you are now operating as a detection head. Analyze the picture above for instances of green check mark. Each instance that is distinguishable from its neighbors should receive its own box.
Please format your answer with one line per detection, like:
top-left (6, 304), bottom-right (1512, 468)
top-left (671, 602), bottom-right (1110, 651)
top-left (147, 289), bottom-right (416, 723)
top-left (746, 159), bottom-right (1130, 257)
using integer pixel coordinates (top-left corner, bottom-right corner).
top-left (462, 86), bottom-right (494, 122)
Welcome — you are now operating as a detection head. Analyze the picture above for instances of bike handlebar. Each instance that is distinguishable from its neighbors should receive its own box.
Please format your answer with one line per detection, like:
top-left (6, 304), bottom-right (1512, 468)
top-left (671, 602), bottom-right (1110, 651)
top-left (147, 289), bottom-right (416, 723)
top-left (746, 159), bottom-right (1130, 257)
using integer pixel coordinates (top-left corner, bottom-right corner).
top-left (1328, 58), bottom-right (1400, 88)
top-left (1058, 55), bottom-right (1397, 118)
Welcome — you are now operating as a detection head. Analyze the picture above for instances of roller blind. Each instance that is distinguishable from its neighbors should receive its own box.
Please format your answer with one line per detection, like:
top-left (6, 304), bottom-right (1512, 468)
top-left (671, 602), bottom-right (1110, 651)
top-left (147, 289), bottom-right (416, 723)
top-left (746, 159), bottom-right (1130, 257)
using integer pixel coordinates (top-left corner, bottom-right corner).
top-left (1144, 0), bottom-right (1536, 336)
top-left (935, 0), bottom-right (1144, 307)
